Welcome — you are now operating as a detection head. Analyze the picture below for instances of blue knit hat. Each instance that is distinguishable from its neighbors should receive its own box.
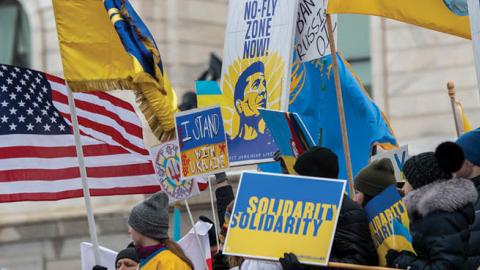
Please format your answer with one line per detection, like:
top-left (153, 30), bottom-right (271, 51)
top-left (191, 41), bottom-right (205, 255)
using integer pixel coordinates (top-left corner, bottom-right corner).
top-left (456, 128), bottom-right (480, 166)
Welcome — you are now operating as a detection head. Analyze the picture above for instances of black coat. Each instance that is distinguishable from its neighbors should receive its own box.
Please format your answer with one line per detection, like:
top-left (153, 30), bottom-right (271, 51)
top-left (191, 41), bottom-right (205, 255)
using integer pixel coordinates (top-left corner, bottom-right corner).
top-left (387, 178), bottom-right (478, 270)
top-left (328, 195), bottom-right (378, 266)
top-left (466, 176), bottom-right (480, 270)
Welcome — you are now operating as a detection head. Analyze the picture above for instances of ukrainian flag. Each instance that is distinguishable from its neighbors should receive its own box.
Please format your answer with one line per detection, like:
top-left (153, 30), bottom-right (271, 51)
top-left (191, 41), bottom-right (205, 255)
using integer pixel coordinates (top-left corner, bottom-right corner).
top-left (53, 0), bottom-right (177, 140)
top-left (328, 0), bottom-right (471, 39)
top-left (289, 52), bottom-right (397, 180)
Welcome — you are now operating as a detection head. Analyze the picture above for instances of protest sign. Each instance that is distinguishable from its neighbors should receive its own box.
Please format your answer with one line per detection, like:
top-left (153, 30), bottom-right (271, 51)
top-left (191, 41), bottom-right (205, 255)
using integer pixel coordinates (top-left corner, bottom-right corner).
top-left (260, 109), bottom-right (316, 174)
top-left (371, 146), bottom-right (408, 182)
top-left (223, 172), bottom-right (345, 266)
top-left (150, 140), bottom-right (207, 203)
top-left (175, 106), bottom-right (229, 178)
top-left (80, 242), bottom-right (117, 270)
top-left (197, 0), bottom-right (298, 166)
top-left (364, 185), bottom-right (415, 266)
top-left (295, 0), bottom-right (337, 62)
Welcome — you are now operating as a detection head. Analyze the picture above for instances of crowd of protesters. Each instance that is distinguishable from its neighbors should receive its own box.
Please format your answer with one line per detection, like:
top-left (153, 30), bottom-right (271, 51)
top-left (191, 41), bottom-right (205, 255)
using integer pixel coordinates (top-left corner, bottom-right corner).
top-left (94, 128), bottom-right (480, 270)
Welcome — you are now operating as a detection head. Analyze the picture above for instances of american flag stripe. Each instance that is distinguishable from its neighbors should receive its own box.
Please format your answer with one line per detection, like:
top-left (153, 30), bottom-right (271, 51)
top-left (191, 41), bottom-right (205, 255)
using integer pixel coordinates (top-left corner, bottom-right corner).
top-left (0, 65), bottom-right (160, 202)
top-left (50, 79), bottom-right (148, 156)
top-left (0, 186), bottom-right (160, 202)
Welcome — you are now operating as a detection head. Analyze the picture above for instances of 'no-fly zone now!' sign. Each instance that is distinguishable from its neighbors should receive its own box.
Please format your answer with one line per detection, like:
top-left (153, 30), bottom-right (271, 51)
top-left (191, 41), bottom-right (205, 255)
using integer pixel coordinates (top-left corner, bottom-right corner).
top-left (175, 106), bottom-right (229, 178)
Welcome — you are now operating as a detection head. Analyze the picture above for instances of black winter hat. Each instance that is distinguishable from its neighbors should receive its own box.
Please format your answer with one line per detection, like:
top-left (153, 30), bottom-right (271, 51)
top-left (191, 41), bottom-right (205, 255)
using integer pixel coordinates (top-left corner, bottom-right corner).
top-left (294, 146), bottom-right (339, 179)
top-left (403, 142), bottom-right (464, 189)
top-left (199, 215), bottom-right (217, 247)
top-left (115, 247), bottom-right (139, 265)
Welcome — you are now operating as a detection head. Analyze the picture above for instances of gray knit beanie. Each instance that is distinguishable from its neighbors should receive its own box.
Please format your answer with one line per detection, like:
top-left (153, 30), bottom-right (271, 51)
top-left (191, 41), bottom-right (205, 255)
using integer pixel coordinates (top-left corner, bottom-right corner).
top-left (128, 192), bottom-right (169, 240)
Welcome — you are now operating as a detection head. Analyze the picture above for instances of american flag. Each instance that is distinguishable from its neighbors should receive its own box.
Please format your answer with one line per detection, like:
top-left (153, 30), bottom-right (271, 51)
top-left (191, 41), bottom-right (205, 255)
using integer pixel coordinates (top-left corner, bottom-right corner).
top-left (0, 64), bottom-right (161, 202)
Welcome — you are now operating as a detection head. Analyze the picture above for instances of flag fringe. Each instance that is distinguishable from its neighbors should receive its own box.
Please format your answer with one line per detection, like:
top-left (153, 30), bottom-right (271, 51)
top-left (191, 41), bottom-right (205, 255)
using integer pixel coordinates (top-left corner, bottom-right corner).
top-left (68, 80), bottom-right (140, 92)
top-left (135, 90), bottom-right (176, 142)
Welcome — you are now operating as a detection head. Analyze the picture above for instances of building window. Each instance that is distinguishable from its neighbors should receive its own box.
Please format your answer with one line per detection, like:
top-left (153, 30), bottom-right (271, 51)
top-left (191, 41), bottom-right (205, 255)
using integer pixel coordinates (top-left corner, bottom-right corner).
top-left (0, 0), bottom-right (31, 67)
top-left (338, 14), bottom-right (371, 94)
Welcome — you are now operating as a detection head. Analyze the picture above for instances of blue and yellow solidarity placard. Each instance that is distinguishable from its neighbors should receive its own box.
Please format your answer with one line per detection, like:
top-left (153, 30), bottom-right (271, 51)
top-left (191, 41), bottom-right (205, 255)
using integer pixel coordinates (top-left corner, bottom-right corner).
top-left (223, 172), bottom-right (346, 266)
top-left (175, 107), bottom-right (229, 178)
top-left (364, 185), bottom-right (415, 266)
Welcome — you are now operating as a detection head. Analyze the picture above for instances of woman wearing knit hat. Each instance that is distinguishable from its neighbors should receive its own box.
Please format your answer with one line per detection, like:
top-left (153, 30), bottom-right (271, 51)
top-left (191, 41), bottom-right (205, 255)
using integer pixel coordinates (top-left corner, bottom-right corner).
top-left (353, 158), bottom-right (397, 207)
top-left (128, 191), bottom-right (193, 270)
top-left (386, 142), bottom-right (478, 270)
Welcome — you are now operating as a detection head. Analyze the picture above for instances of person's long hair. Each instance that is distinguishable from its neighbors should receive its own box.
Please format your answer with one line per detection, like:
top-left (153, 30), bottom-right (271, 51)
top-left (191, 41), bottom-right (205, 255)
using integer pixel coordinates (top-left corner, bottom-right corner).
top-left (160, 239), bottom-right (194, 269)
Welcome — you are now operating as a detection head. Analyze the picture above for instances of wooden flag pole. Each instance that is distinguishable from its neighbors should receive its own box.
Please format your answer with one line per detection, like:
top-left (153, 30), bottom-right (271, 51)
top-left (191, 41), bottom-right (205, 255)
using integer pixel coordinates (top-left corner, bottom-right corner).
top-left (447, 81), bottom-right (462, 137)
top-left (328, 262), bottom-right (399, 270)
top-left (66, 87), bottom-right (101, 265)
top-left (326, 14), bottom-right (355, 197)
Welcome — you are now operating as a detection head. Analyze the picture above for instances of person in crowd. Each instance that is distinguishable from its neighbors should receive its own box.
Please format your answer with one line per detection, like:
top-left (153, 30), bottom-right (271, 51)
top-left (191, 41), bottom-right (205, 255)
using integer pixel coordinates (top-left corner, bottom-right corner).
top-left (128, 191), bottom-right (193, 270)
top-left (455, 128), bottom-right (480, 269)
top-left (353, 158), bottom-right (397, 207)
top-left (280, 146), bottom-right (378, 269)
top-left (386, 142), bottom-right (477, 270)
top-left (115, 246), bottom-right (140, 270)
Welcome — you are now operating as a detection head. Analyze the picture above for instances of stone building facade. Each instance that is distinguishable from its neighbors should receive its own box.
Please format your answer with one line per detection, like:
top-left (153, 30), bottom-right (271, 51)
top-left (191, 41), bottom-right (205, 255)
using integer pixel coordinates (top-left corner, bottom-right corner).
top-left (1, 0), bottom-right (480, 269)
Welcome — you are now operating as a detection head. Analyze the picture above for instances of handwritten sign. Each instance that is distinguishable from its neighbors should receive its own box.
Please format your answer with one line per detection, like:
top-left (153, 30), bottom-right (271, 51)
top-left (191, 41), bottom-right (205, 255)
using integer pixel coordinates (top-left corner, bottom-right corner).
top-left (150, 140), bottom-right (206, 203)
top-left (295, 0), bottom-right (337, 62)
top-left (224, 172), bottom-right (345, 266)
top-left (175, 106), bottom-right (229, 178)
top-left (371, 146), bottom-right (409, 182)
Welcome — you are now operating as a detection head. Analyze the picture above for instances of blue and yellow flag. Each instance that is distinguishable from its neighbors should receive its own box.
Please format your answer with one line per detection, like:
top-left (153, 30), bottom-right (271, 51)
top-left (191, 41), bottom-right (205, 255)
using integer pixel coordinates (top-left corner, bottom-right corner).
top-left (364, 185), bottom-right (415, 266)
top-left (53, 0), bottom-right (177, 140)
top-left (328, 0), bottom-right (470, 39)
top-left (289, 52), bottom-right (397, 180)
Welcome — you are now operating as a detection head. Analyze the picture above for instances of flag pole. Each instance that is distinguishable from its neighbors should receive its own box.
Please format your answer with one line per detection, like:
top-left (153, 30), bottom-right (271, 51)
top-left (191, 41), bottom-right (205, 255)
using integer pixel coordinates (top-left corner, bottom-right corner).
top-left (447, 81), bottom-right (462, 137)
top-left (326, 14), bottom-right (355, 197)
top-left (66, 87), bottom-right (101, 264)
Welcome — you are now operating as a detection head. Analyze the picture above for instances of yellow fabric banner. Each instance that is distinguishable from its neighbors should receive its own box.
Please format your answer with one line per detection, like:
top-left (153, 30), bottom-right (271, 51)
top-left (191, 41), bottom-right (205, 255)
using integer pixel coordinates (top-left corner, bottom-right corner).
top-left (327, 0), bottom-right (471, 39)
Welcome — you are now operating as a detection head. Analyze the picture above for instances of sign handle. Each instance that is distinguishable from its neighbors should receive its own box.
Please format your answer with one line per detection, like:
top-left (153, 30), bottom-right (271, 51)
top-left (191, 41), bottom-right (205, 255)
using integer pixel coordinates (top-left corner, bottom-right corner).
top-left (208, 178), bottom-right (220, 250)
top-left (66, 87), bottom-right (101, 265)
top-left (326, 14), bottom-right (355, 197)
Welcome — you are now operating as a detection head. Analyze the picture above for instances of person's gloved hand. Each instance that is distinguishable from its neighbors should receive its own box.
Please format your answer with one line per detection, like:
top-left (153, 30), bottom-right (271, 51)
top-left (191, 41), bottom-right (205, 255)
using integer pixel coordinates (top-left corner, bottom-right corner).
top-left (279, 253), bottom-right (307, 270)
top-left (386, 249), bottom-right (416, 268)
top-left (92, 265), bottom-right (107, 270)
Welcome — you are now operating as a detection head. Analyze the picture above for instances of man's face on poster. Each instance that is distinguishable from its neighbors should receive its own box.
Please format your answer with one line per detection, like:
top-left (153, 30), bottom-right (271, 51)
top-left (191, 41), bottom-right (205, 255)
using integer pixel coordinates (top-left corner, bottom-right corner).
top-left (236, 71), bottom-right (267, 117)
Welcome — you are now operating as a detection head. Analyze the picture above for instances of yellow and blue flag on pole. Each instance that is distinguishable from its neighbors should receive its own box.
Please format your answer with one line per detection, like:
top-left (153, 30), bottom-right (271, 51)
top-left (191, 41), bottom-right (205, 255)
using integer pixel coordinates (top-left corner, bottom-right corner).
top-left (327, 0), bottom-right (471, 39)
top-left (53, 0), bottom-right (177, 140)
top-left (289, 52), bottom-right (397, 180)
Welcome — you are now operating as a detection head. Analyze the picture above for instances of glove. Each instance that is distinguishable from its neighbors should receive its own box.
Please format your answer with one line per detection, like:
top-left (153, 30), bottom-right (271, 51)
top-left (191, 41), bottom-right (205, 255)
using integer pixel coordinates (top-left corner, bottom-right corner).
top-left (386, 250), bottom-right (416, 268)
top-left (279, 253), bottom-right (307, 270)
top-left (92, 266), bottom-right (107, 270)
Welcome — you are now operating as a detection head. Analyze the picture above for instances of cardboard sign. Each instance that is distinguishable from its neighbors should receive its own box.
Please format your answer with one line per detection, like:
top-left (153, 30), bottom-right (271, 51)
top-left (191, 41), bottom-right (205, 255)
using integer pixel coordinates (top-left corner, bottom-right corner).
top-left (197, 0), bottom-right (298, 166)
top-left (260, 109), bottom-right (316, 174)
top-left (295, 0), bottom-right (337, 62)
top-left (364, 185), bottom-right (415, 266)
top-left (223, 172), bottom-right (346, 266)
top-left (150, 140), bottom-right (207, 203)
top-left (371, 146), bottom-right (409, 182)
top-left (175, 106), bottom-right (229, 178)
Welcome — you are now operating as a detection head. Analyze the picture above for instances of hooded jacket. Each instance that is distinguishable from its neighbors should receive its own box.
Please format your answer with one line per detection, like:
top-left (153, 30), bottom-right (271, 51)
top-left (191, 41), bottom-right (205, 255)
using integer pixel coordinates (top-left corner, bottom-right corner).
top-left (466, 175), bottom-right (480, 270)
top-left (387, 178), bottom-right (477, 270)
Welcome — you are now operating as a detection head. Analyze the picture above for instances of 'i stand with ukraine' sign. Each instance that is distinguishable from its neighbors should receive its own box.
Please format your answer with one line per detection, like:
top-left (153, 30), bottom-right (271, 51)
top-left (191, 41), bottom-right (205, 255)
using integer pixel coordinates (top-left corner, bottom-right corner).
top-left (223, 172), bottom-right (346, 266)
top-left (175, 106), bottom-right (229, 178)
top-left (364, 185), bottom-right (415, 266)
